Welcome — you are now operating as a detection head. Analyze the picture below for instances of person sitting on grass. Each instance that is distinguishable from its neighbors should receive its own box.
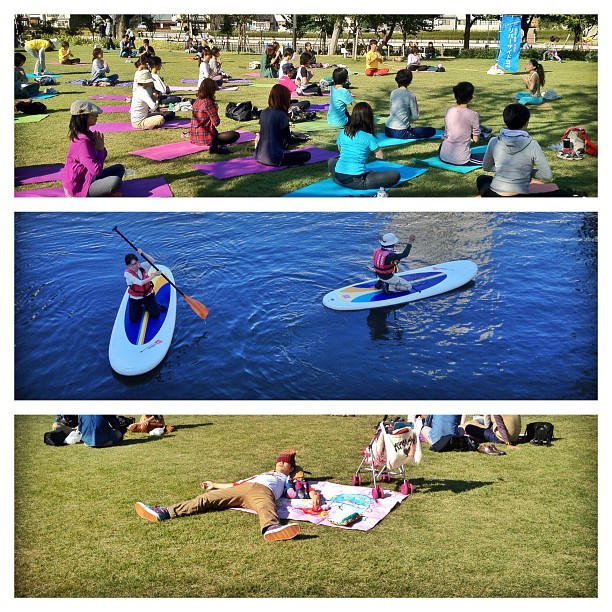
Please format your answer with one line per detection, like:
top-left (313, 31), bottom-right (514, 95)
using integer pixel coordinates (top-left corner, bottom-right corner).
top-left (124, 248), bottom-right (167, 322)
top-left (329, 102), bottom-right (400, 191)
top-left (373, 232), bottom-right (416, 293)
top-left (514, 59), bottom-right (544, 106)
top-left (149, 56), bottom-right (182, 106)
top-left (136, 38), bottom-right (155, 63)
top-left (294, 52), bottom-right (321, 95)
top-left (63, 100), bottom-right (125, 197)
top-left (278, 62), bottom-right (298, 92)
top-left (14, 53), bottom-right (40, 98)
top-left (59, 41), bottom-right (80, 65)
top-left (439, 81), bottom-right (485, 166)
top-left (384, 69), bottom-right (437, 140)
top-left (327, 67), bottom-right (355, 128)
top-left (130, 70), bottom-right (167, 130)
top-left (255, 84), bottom-right (312, 167)
top-left (463, 415), bottom-right (521, 450)
top-left (279, 48), bottom-right (295, 76)
top-left (89, 48), bottom-right (118, 86)
top-left (78, 415), bottom-right (127, 448)
top-left (120, 34), bottom-right (136, 58)
top-left (365, 39), bottom-right (389, 76)
top-left (260, 42), bottom-right (281, 78)
top-left (132, 56), bottom-right (151, 93)
top-left (477, 104), bottom-right (577, 197)
top-left (190, 78), bottom-right (240, 154)
top-left (424, 42), bottom-right (436, 60)
top-left (406, 45), bottom-right (428, 71)
top-left (135, 449), bottom-right (302, 542)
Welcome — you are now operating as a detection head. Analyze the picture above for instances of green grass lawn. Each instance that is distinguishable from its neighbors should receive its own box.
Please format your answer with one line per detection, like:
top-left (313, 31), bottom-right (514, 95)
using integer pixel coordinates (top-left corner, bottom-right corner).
top-left (14, 414), bottom-right (597, 598)
top-left (14, 46), bottom-right (598, 197)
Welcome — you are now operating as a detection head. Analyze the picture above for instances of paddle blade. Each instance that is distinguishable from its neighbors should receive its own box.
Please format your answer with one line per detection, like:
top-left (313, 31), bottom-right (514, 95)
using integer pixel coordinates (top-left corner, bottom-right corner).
top-left (184, 294), bottom-right (209, 319)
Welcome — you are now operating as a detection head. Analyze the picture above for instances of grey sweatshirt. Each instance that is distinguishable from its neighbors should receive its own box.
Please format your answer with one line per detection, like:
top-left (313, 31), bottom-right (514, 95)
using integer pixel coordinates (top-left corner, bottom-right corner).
top-left (482, 129), bottom-right (552, 194)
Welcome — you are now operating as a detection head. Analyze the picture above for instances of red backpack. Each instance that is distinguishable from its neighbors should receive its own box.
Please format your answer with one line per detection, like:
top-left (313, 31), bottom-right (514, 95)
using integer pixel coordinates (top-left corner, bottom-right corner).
top-left (561, 126), bottom-right (598, 156)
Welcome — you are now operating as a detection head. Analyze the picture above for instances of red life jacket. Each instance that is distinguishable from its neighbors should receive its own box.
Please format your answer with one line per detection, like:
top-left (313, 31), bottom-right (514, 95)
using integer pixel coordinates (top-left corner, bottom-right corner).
top-left (125, 266), bottom-right (154, 298)
top-left (373, 247), bottom-right (397, 275)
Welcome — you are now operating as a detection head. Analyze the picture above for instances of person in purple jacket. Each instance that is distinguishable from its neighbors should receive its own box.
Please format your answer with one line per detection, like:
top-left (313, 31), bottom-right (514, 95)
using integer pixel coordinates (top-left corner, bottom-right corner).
top-left (63, 100), bottom-right (125, 197)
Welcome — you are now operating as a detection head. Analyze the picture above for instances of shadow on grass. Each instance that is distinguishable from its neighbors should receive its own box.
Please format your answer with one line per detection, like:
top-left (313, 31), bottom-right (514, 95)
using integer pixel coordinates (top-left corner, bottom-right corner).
top-left (119, 436), bottom-right (168, 446)
top-left (401, 477), bottom-right (495, 494)
top-left (171, 422), bottom-right (214, 430)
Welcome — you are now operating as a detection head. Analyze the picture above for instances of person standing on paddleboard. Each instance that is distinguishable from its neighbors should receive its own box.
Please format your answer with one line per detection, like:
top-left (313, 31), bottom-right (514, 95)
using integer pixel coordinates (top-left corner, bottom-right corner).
top-left (124, 249), bottom-right (167, 322)
top-left (373, 233), bottom-right (416, 293)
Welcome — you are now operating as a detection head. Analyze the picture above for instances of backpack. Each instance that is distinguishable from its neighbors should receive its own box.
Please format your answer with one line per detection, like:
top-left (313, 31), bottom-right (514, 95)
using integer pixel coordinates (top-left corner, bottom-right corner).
top-left (225, 101), bottom-right (258, 121)
top-left (430, 435), bottom-right (479, 452)
top-left (560, 126), bottom-right (598, 156)
top-left (44, 430), bottom-right (68, 446)
top-left (35, 75), bottom-right (56, 86)
top-left (524, 422), bottom-right (554, 446)
top-left (15, 100), bottom-right (47, 115)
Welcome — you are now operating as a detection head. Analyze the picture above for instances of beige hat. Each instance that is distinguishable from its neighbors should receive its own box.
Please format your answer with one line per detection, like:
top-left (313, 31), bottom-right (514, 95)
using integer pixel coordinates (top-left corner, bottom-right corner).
top-left (70, 100), bottom-right (103, 116)
top-left (136, 70), bottom-right (154, 84)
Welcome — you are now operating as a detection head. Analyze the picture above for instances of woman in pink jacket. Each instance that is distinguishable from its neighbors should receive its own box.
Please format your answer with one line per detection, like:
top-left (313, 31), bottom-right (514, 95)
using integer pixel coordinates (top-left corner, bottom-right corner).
top-left (63, 100), bottom-right (125, 197)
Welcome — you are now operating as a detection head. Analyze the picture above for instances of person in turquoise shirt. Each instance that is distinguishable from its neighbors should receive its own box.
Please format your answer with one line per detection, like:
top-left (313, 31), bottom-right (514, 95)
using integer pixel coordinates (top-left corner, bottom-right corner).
top-left (328, 102), bottom-right (400, 191)
top-left (327, 67), bottom-right (354, 127)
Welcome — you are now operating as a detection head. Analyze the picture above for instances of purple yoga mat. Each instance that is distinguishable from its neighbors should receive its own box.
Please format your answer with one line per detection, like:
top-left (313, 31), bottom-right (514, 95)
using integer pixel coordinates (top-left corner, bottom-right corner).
top-left (99, 105), bottom-right (131, 113)
top-left (91, 118), bottom-right (190, 133)
top-left (307, 103), bottom-right (330, 112)
top-left (129, 131), bottom-right (257, 161)
top-left (15, 176), bottom-right (173, 198)
top-left (168, 85), bottom-right (198, 91)
top-left (15, 164), bottom-right (64, 186)
top-left (192, 146), bottom-right (338, 180)
top-left (89, 95), bottom-right (130, 100)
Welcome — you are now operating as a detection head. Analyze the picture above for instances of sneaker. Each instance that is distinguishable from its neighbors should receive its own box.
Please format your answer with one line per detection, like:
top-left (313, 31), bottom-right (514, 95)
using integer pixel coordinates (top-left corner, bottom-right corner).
top-left (263, 523), bottom-right (300, 541)
top-left (210, 146), bottom-right (231, 155)
top-left (135, 502), bottom-right (170, 522)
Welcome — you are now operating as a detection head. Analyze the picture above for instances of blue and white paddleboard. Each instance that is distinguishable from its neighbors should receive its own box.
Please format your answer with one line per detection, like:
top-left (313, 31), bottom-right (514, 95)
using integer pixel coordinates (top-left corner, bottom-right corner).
top-left (109, 265), bottom-right (177, 376)
top-left (322, 260), bottom-right (478, 311)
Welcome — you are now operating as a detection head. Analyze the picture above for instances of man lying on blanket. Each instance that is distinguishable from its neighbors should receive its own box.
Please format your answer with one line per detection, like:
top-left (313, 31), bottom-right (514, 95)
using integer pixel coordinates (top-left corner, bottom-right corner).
top-left (135, 449), bottom-right (317, 541)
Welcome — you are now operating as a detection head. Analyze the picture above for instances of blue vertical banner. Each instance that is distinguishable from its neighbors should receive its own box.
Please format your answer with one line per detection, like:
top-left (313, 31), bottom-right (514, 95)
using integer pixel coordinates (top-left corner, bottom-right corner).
top-left (498, 15), bottom-right (522, 72)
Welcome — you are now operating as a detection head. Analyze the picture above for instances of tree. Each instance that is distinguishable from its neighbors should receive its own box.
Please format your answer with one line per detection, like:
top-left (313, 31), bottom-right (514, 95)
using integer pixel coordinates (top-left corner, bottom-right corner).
top-left (234, 15), bottom-right (254, 53)
top-left (113, 15), bottom-right (137, 38)
top-left (328, 16), bottom-right (346, 55)
top-left (220, 15), bottom-right (234, 48)
top-left (539, 14), bottom-right (597, 48)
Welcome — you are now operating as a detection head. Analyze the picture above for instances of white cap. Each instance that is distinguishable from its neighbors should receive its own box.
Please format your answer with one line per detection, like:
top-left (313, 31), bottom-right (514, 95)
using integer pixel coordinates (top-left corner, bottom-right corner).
top-left (380, 232), bottom-right (398, 247)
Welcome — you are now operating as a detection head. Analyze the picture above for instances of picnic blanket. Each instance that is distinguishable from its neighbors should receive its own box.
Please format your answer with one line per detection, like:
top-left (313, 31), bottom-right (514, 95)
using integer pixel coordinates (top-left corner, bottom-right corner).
top-left (375, 129), bottom-right (443, 148)
top-left (14, 176), bottom-right (173, 198)
top-left (413, 145), bottom-right (487, 173)
top-left (193, 146), bottom-right (338, 180)
top-left (15, 114), bottom-right (49, 124)
top-left (283, 161), bottom-right (428, 197)
top-left (130, 131), bottom-right (257, 161)
top-left (91, 118), bottom-right (190, 133)
top-left (235, 480), bottom-right (407, 531)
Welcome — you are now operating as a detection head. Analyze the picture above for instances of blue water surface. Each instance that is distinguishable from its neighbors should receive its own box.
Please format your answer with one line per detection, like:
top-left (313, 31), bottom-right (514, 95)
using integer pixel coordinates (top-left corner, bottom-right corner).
top-left (14, 212), bottom-right (597, 400)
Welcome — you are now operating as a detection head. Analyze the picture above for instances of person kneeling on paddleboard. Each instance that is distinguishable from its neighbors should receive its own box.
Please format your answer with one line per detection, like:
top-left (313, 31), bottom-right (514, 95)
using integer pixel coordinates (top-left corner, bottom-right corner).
top-left (373, 233), bottom-right (416, 293)
top-left (124, 249), bottom-right (167, 322)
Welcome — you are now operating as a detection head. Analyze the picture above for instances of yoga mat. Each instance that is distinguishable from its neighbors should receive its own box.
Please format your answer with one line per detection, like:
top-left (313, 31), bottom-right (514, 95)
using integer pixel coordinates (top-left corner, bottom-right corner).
top-left (48, 61), bottom-right (86, 65)
top-left (15, 176), bottom-right (173, 198)
top-left (244, 72), bottom-right (261, 77)
top-left (307, 103), bottom-right (330, 112)
top-left (193, 146), bottom-right (338, 180)
top-left (412, 145), bottom-right (488, 173)
top-left (89, 94), bottom-right (130, 100)
top-left (31, 92), bottom-right (59, 99)
top-left (218, 86), bottom-right (239, 91)
top-left (15, 164), bottom-right (64, 186)
top-left (168, 85), bottom-right (199, 91)
top-left (301, 115), bottom-right (387, 133)
top-left (91, 118), bottom-right (190, 133)
top-left (181, 79), bottom-right (251, 84)
top-left (99, 105), bottom-right (131, 113)
top-left (26, 73), bottom-right (60, 78)
top-left (235, 480), bottom-right (407, 532)
top-left (283, 161), bottom-right (428, 198)
top-left (375, 129), bottom-right (444, 148)
top-left (130, 131), bottom-right (257, 161)
top-left (14, 113), bottom-right (49, 124)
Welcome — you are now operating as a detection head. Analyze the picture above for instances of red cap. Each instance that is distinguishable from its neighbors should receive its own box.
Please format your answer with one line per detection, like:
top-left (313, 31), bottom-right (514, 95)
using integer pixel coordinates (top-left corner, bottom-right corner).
top-left (276, 449), bottom-right (296, 467)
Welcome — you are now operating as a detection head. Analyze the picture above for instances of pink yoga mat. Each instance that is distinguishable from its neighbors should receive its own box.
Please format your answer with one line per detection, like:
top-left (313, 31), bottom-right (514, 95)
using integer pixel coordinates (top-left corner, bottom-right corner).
top-left (91, 118), bottom-right (190, 133)
top-left (129, 131), bottom-right (257, 161)
top-left (15, 164), bottom-right (64, 186)
top-left (193, 146), bottom-right (338, 180)
top-left (15, 176), bottom-right (173, 198)
top-left (90, 95), bottom-right (130, 101)
top-left (99, 105), bottom-right (131, 113)
top-left (244, 72), bottom-right (261, 77)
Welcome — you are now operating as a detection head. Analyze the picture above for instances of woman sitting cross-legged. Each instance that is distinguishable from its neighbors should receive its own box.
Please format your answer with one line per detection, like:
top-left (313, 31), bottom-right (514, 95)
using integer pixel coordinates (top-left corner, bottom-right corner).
top-left (328, 101), bottom-right (400, 191)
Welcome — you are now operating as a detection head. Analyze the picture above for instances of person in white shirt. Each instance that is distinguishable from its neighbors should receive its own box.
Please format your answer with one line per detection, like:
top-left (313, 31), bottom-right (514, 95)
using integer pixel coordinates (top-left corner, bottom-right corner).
top-left (130, 70), bottom-right (165, 130)
top-left (197, 49), bottom-right (214, 87)
top-left (135, 449), bottom-right (302, 542)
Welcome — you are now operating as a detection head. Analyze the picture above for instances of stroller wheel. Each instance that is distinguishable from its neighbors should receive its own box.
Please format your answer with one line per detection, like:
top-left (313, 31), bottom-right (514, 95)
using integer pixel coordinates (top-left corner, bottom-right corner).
top-left (352, 474), bottom-right (358, 486)
top-left (371, 486), bottom-right (379, 499)
top-left (376, 485), bottom-right (385, 499)
top-left (400, 482), bottom-right (414, 495)
top-left (357, 474), bottom-right (362, 485)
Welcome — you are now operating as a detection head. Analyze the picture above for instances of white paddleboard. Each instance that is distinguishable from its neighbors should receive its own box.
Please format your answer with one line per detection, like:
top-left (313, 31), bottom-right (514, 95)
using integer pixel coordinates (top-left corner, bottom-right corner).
top-left (322, 260), bottom-right (478, 311)
top-left (109, 265), bottom-right (177, 376)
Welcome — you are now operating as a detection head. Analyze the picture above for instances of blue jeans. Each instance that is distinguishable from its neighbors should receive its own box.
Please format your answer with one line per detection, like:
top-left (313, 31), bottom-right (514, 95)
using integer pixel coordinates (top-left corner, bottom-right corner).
top-left (464, 424), bottom-right (500, 444)
top-left (385, 125), bottom-right (437, 139)
top-left (515, 91), bottom-right (543, 106)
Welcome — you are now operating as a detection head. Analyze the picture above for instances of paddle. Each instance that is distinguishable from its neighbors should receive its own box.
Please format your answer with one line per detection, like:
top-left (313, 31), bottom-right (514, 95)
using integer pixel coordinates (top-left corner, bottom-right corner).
top-left (112, 226), bottom-right (209, 319)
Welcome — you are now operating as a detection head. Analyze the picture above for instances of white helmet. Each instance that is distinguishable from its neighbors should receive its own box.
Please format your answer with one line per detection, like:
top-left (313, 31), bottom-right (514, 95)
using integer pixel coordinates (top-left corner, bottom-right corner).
top-left (380, 232), bottom-right (398, 247)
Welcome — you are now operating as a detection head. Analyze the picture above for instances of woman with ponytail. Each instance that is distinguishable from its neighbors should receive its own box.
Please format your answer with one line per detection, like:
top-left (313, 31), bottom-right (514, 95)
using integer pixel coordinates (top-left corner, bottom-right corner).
top-left (515, 59), bottom-right (545, 106)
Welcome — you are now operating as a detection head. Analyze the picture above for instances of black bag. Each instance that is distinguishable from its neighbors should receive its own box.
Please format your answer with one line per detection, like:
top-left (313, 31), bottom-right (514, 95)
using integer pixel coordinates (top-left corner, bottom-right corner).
top-left (44, 430), bottom-right (68, 446)
top-left (225, 101), bottom-right (255, 121)
top-left (58, 415), bottom-right (79, 428)
top-left (430, 435), bottom-right (479, 452)
top-left (15, 100), bottom-right (48, 115)
top-left (290, 99), bottom-right (311, 111)
top-left (524, 422), bottom-right (554, 446)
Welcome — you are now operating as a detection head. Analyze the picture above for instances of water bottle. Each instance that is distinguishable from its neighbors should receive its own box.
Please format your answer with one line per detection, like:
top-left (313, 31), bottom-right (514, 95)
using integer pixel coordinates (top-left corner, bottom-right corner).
top-left (376, 187), bottom-right (388, 198)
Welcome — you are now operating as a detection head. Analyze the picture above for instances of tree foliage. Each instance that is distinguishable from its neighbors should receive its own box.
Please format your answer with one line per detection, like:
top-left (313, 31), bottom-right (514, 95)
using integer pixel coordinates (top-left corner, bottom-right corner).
top-left (539, 14), bottom-right (597, 47)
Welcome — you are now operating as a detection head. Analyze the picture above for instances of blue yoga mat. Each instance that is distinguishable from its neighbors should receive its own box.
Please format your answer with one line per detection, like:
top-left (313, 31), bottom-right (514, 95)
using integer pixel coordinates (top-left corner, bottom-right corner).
top-left (283, 161), bottom-right (428, 198)
top-left (375, 129), bottom-right (443, 148)
top-left (31, 92), bottom-right (59, 99)
top-left (412, 145), bottom-right (487, 173)
top-left (26, 73), bottom-right (60, 79)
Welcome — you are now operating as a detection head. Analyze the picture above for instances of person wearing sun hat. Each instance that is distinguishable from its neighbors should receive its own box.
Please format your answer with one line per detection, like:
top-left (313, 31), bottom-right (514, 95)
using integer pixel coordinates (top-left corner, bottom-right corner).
top-left (130, 69), bottom-right (166, 130)
top-left (24, 37), bottom-right (58, 76)
top-left (135, 449), bottom-right (301, 542)
top-left (63, 100), bottom-right (125, 197)
top-left (373, 232), bottom-right (417, 293)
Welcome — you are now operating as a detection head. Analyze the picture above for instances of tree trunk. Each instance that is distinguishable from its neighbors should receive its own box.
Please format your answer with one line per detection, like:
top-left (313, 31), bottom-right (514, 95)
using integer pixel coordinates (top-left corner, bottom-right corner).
top-left (329, 17), bottom-right (343, 55)
top-left (463, 14), bottom-right (472, 50)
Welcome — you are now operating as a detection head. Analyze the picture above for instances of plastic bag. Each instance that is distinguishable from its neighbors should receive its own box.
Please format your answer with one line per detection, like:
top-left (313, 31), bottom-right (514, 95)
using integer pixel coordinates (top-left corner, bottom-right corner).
top-left (64, 430), bottom-right (82, 445)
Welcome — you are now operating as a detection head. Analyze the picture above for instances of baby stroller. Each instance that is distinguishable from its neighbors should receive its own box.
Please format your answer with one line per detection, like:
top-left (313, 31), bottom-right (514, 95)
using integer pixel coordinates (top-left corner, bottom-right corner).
top-left (353, 416), bottom-right (422, 498)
